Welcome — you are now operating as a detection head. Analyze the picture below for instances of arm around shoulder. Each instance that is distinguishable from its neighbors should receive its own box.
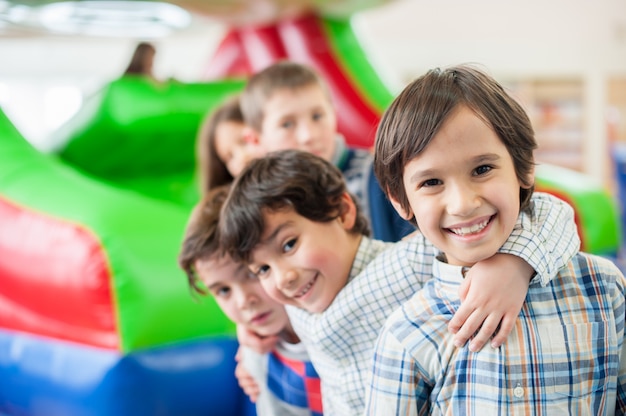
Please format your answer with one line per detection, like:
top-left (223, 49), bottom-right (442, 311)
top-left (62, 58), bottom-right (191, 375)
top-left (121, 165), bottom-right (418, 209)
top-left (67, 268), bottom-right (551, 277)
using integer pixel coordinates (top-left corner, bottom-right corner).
top-left (499, 192), bottom-right (580, 286)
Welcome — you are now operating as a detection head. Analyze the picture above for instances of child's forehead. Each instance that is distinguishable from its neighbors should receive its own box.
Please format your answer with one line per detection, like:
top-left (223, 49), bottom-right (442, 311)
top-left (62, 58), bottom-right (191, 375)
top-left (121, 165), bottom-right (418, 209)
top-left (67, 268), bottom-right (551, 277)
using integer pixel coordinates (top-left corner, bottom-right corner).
top-left (261, 203), bottom-right (298, 216)
top-left (195, 255), bottom-right (247, 282)
top-left (254, 207), bottom-right (302, 245)
top-left (266, 83), bottom-right (328, 102)
top-left (260, 206), bottom-right (297, 229)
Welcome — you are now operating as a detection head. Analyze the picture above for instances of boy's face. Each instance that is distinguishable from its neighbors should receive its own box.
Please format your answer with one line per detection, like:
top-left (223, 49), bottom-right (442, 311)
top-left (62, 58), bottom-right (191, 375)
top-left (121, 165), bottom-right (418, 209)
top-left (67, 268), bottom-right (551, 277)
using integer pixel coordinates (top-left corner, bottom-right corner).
top-left (214, 120), bottom-right (264, 177)
top-left (195, 254), bottom-right (289, 337)
top-left (247, 194), bottom-right (360, 314)
top-left (256, 84), bottom-right (337, 163)
top-left (391, 105), bottom-right (532, 267)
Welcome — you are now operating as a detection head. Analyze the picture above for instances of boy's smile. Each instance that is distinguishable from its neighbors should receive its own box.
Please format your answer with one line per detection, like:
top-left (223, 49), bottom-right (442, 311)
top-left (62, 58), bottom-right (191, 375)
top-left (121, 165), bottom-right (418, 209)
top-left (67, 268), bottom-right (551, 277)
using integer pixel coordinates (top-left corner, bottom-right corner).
top-left (248, 204), bottom-right (361, 314)
top-left (394, 105), bottom-right (532, 267)
top-left (293, 274), bottom-right (318, 299)
top-left (249, 310), bottom-right (272, 326)
top-left (447, 215), bottom-right (493, 238)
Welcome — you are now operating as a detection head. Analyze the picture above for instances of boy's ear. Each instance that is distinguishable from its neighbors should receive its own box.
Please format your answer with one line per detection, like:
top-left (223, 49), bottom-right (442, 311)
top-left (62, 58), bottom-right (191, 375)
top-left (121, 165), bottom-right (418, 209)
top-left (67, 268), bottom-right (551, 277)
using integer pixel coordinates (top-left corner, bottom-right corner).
top-left (338, 192), bottom-right (358, 229)
top-left (243, 126), bottom-right (260, 146)
top-left (388, 194), bottom-right (415, 221)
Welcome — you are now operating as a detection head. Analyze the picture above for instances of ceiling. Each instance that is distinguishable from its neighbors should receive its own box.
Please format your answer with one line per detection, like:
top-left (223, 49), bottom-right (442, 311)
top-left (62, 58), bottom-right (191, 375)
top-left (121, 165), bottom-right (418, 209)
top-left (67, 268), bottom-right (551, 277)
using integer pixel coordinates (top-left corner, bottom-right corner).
top-left (0, 0), bottom-right (392, 37)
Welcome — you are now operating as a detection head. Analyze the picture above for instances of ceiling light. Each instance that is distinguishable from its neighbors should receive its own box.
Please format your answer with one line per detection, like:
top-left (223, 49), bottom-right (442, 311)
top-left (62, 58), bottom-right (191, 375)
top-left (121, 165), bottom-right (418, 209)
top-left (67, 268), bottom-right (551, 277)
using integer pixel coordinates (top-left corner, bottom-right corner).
top-left (35, 1), bottom-right (191, 38)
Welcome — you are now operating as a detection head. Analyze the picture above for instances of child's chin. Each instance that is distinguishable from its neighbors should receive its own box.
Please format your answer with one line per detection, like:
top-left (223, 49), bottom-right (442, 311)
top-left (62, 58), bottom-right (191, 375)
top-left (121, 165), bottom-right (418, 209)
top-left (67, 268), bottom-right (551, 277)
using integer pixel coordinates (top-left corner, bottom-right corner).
top-left (255, 328), bottom-right (276, 338)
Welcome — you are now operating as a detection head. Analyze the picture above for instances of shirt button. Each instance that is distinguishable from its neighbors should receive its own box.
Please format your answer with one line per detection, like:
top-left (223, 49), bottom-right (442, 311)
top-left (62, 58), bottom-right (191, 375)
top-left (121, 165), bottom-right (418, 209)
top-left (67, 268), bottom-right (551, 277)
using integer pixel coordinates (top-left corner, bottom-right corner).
top-left (513, 385), bottom-right (524, 398)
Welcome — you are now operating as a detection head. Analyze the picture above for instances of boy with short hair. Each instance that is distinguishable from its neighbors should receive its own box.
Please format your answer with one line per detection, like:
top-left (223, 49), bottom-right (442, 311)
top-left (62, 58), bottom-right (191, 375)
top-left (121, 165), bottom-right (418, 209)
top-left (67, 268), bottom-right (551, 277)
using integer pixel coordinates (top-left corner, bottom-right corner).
top-left (240, 60), bottom-right (414, 242)
top-left (365, 64), bottom-right (626, 414)
top-left (219, 149), bottom-right (580, 415)
top-left (178, 186), bottom-right (323, 416)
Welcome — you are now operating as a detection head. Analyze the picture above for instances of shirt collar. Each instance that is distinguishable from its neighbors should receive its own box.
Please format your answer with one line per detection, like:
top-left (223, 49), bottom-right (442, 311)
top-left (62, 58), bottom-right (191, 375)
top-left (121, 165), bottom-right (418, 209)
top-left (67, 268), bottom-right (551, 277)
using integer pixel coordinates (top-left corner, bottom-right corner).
top-left (433, 253), bottom-right (467, 297)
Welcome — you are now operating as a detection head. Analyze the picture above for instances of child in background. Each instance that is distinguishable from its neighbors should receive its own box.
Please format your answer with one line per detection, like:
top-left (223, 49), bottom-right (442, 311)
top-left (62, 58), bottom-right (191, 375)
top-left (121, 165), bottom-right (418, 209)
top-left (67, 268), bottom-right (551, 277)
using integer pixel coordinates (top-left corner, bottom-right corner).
top-left (240, 60), bottom-right (414, 242)
top-left (219, 149), bottom-right (580, 415)
top-left (123, 42), bottom-right (157, 80)
top-left (194, 90), bottom-right (298, 386)
top-left (178, 185), bottom-right (323, 416)
top-left (196, 95), bottom-right (263, 194)
top-left (365, 64), bottom-right (626, 414)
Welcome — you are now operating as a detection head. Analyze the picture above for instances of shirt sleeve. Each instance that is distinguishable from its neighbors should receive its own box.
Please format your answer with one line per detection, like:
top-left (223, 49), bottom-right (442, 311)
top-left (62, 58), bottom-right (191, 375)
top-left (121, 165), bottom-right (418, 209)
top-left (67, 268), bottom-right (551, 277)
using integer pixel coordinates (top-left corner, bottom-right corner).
top-left (363, 328), bottom-right (428, 416)
top-left (240, 347), bottom-right (272, 416)
top-left (613, 266), bottom-right (626, 414)
top-left (498, 192), bottom-right (581, 286)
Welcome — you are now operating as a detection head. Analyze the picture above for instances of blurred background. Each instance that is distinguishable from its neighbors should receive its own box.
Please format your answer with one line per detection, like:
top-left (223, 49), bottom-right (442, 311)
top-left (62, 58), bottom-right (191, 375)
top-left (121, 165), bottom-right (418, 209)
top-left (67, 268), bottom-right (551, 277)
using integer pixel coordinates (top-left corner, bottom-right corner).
top-left (1, 1), bottom-right (625, 415)
top-left (1, 0), bottom-right (625, 190)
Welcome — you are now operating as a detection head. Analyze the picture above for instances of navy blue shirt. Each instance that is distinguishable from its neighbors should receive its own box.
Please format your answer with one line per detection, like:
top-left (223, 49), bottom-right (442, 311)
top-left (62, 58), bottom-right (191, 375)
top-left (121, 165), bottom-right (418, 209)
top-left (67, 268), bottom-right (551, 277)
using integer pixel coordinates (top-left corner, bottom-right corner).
top-left (334, 138), bottom-right (414, 242)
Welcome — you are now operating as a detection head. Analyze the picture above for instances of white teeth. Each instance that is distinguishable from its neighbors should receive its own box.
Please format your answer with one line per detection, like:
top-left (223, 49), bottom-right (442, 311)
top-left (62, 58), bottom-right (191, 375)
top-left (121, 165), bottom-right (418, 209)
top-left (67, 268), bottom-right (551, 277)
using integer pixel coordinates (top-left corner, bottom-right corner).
top-left (450, 219), bottom-right (489, 236)
top-left (295, 278), bottom-right (314, 297)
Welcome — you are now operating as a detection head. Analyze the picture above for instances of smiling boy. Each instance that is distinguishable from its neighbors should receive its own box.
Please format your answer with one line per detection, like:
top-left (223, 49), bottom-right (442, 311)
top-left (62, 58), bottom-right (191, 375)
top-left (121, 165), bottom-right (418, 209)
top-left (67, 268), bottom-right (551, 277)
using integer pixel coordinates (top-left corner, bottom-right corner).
top-left (240, 60), bottom-right (414, 242)
top-left (178, 186), bottom-right (323, 416)
top-left (364, 64), bottom-right (626, 415)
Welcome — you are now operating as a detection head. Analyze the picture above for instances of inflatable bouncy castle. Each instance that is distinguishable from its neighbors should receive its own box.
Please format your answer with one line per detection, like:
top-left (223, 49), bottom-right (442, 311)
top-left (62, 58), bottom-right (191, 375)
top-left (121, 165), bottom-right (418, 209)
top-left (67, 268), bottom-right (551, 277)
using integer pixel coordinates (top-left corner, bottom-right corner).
top-left (0, 3), bottom-right (621, 416)
top-left (0, 95), bottom-right (250, 415)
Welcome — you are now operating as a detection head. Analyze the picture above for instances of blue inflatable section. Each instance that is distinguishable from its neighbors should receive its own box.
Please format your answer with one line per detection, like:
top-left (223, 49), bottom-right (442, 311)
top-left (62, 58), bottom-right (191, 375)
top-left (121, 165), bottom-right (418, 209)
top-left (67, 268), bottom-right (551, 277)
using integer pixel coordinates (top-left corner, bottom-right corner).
top-left (0, 330), bottom-right (255, 416)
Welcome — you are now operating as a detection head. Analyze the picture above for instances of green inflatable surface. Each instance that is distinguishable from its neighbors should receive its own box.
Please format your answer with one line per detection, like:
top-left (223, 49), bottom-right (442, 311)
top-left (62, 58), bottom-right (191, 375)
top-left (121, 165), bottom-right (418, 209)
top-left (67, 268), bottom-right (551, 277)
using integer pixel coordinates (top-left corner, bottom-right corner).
top-left (53, 77), bottom-right (245, 208)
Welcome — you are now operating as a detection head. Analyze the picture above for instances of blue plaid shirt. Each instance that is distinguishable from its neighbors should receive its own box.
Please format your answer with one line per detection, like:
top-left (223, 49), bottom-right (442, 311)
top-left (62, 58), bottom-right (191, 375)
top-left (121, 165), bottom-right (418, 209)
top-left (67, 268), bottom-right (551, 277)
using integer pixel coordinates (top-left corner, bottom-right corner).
top-left (364, 254), bottom-right (626, 415)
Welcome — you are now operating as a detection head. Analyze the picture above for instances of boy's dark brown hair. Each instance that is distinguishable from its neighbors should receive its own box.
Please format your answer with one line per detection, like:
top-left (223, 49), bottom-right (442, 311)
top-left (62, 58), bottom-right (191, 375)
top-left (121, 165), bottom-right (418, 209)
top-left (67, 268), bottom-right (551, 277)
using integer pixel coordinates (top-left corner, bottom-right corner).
top-left (240, 60), bottom-right (331, 132)
top-left (374, 64), bottom-right (536, 225)
top-left (178, 184), bottom-right (230, 295)
top-left (196, 95), bottom-right (243, 194)
top-left (220, 149), bottom-right (370, 264)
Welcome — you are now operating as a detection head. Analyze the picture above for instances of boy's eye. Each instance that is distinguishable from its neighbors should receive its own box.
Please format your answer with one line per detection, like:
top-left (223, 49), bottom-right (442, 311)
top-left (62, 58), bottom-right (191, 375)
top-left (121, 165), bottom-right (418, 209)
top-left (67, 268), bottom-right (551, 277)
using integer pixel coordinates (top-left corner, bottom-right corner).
top-left (282, 238), bottom-right (296, 253)
top-left (474, 165), bottom-right (493, 176)
top-left (253, 264), bottom-right (270, 279)
top-left (312, 112), bottom-right (323, 121)
top-left (214, 286), bottom-right (231, 298)
top-left (421, 178), bottom-right (442, 188)
top-left (280, 120), bottom-right (294, 129)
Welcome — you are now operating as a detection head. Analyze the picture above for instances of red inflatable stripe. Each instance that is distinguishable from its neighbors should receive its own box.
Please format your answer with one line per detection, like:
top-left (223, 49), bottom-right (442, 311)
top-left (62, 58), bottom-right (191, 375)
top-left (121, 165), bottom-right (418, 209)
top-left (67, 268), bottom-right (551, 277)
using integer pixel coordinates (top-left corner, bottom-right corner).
top-left (239, 23), bottom-right (288, 73)
top-left (0, 198), bottom-right (118, 349)
top-left (203, 30), bottom-right (252, 79)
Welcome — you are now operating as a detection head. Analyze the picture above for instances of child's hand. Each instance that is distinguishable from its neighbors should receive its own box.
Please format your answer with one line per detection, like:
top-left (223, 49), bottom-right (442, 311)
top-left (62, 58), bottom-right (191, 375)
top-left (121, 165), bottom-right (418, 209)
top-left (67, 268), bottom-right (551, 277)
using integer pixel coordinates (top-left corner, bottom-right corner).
top-left (235, 348), bottom-right (261, 402)
top-left (237, 324), bottom-right (279, 354)
top-left (448, 253), bottom-right (532, 352)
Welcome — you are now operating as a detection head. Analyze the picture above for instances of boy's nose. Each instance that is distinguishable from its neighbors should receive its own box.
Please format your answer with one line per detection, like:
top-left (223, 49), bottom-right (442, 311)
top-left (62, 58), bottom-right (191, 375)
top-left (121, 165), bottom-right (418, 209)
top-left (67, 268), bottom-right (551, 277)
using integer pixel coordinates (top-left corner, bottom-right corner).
top-left (276, 268), bottom-right (298, 292)
top-left (237, 289), bottom-right (258, 310)
top-left (446, 183), bottom-right (480, 217)
top-left (296, 122), bottom-right (316, 145)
